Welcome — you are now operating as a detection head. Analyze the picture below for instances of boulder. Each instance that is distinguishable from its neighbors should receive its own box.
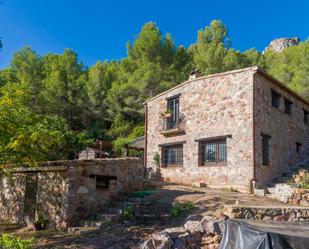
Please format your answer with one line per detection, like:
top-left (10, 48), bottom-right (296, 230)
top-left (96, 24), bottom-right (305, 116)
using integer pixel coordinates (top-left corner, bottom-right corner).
top-left (184, 220), bottom-right (204, 241)
top-left (163, 227), bottom-right (186, 239)
top-left (140, 239), bottom-right (155, 249)
top-left (201, 216), bottom-right (225, 236)
top-left (178, 232), bottom-right (195, 248)
top-left (173, 237), bottom-right (187, 249)
top-left (152, 232), bottom-right (173, 249)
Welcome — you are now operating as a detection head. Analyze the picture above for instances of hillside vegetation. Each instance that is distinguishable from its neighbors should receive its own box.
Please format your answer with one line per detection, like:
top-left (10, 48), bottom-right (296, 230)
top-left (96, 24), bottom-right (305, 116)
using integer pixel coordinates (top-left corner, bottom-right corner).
top-left (1, 20), bottom-right (309, 166)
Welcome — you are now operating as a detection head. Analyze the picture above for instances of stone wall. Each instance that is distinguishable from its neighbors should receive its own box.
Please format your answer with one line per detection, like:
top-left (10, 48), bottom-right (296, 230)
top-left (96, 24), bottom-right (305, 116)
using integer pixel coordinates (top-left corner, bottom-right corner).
top-left (0, 158), bottom-right (144, 229)
top-left (65, 158), bottom-right (144, 225)
top-left (146, 68), bottom-right (255, 191)
top-left (224, 205), bottom-right (309, 221)
top-left (254, 74), bottom-right (309, 187)
top-left (0, 170), bottom-right (69, 229)
top-left (0, 174), bottom-right (26, 223)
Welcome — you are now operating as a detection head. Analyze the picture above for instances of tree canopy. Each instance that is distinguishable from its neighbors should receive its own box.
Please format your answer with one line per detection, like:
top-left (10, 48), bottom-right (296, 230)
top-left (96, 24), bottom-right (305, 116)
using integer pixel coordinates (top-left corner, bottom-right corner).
top-left (0, 19), bottom-right (308, 163)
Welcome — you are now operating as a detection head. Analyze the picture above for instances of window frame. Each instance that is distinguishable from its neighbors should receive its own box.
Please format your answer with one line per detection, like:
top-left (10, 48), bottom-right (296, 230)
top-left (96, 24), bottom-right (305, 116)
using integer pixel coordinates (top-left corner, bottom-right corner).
top-left (161, 143), bottom-right (184, 167)
top-left (303, 109), bottom-right (309, 125)
top-left (284, 98), bottom-right (293, 115)
top-left (166, 96), bottom-right (180, 130)
top-left (271, 89), bottom-right (281, 109)
top-left (261, 134), bottom-right (271, 166)
top-left (296, 142), bottom-right (302, 154)
top-left (198, 138), bottom-right (227, 166)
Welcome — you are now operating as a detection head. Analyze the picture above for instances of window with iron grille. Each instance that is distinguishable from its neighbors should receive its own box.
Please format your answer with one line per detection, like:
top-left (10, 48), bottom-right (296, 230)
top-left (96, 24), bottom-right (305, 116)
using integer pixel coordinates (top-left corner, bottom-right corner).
top-left (261, 134), bottom-right (271, 165)
top-left (161, 144), bottom-right (183, 166)
top-left (271, 89), bottom-right (281, 109)
top-left (284, 98), bottom-right (293, 114)
top-left (198, 139), bottom-right (227, 165)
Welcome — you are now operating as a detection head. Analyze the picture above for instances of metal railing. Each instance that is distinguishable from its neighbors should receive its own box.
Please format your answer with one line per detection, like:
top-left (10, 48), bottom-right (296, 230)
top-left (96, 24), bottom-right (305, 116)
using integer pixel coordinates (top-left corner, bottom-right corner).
top-left (161, 114), bottom-right (185, 132)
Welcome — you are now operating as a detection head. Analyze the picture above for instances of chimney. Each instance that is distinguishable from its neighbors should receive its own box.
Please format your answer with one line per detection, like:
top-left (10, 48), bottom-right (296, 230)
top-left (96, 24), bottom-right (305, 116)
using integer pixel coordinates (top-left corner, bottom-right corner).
top-left (189, 69), bottom-right (201, 80)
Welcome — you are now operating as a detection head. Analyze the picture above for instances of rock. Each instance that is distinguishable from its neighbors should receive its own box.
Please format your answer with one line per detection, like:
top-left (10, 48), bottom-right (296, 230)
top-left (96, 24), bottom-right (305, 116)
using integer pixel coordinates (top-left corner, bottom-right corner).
top-left (140, 239), bottom-right (154, 249)
top-left (163, 227), bottom-right (186, 239)
top-left (203, 243), bottom-right (221, 249)
top-left (264, 37), bottom-right (300, 53)
top-left (184, 220), bottom-right (204, 241)
top-left (203, 234), bottom-right (221, 245)
top-left (152, 232), bottom-right (172, 249)
top-left (201, 216), bottom-right (225, 236)
top-left (173, 237), bottom-right (186, 249)
top-left (178, 232), bottom-right (194, 248)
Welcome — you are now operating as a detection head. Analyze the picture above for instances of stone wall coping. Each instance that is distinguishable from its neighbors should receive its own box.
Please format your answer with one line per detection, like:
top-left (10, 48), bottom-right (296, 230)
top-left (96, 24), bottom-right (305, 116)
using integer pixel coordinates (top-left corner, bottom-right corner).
top-left (11, 166), bottom-right (69, 173)
top-left (6, 157), bottom-right (143, 173)
top-left (225, 204), bottom-right (309, 210)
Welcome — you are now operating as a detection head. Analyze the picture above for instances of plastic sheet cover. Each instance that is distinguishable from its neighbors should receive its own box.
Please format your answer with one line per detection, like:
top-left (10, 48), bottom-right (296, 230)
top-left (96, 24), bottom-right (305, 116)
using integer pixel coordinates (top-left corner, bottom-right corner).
top-left (220, 219), bottom-right (309, 249)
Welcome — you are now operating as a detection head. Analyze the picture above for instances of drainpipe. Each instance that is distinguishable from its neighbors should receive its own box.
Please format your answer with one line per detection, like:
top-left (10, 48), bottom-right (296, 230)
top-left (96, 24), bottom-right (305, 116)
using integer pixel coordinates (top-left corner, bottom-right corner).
top-left (250, 72), bottom-right (257, 194)
top-left (144, 103), bottom-right (148, 178)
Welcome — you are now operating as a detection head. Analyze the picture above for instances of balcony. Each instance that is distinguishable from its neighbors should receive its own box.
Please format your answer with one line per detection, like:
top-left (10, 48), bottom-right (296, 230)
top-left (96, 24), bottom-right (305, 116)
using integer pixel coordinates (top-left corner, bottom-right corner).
top-left (160, 114), bottom-right (185, 136)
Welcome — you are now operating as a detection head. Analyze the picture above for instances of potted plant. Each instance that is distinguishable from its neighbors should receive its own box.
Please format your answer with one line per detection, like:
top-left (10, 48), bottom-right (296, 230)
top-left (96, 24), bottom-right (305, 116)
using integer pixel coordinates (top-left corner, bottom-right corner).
top-left (33, 214), bottom-right (49, 231)
top-left (161, 110), bottom-right (172, 119)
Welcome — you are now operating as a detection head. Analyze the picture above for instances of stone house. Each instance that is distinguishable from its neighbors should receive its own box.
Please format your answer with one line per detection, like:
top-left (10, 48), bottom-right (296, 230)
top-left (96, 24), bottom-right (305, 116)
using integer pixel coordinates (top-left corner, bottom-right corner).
top-left (0, 158), bottom-right (143, 229)
top-left (144, 66), bottom-right (309, 192)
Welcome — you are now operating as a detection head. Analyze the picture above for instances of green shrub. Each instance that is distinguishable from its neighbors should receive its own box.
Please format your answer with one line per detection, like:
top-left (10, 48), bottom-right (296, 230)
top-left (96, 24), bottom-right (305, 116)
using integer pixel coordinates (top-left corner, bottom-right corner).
top-left (0, 233), bottom-right (34, 249)
top-left (170, 202), bottom-right (195, 218)
top-left (122, 207), bottom-right (134, 220)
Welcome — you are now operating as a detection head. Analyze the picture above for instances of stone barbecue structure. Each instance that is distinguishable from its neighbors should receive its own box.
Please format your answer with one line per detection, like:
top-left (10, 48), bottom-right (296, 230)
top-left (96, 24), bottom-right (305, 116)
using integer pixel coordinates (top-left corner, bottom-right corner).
top-left (144, 66), bottom-right (309, 192)
top-left (0, 158), bottom-right (143, 229)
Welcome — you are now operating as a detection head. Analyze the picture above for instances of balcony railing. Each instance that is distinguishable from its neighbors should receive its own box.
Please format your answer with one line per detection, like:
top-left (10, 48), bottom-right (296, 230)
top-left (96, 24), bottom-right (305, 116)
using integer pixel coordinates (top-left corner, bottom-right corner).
top-left (160, 114), bottom-right (185, 135)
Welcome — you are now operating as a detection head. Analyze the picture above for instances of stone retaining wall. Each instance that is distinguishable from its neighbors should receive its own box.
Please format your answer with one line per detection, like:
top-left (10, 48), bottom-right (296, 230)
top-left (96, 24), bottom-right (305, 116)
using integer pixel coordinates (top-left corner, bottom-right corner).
top-left (224, 205), bottom-right (309, 221)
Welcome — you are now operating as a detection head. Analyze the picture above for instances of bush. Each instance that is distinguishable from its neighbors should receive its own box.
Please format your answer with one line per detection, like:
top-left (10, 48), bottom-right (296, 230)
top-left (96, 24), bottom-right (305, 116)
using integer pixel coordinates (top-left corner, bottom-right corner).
top-left (122, 207), bottom-right (134, 220)
top-left (170, 202), bottom-right (195, 218)
top-left (0, 233), bottom-right (34, 249)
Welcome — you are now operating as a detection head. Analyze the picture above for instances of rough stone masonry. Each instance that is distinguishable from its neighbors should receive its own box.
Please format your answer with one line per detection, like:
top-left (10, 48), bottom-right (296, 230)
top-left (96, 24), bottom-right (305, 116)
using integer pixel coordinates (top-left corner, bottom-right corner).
top-left (0, 158), bottom-right (144, 229)
top-left (145, 66), bottom-right (309, 192)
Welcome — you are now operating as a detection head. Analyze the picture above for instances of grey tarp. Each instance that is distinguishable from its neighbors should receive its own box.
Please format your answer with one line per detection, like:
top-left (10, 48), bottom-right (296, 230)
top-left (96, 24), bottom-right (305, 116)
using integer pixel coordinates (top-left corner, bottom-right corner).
top-left (220, 219), bottom-right (309, 249)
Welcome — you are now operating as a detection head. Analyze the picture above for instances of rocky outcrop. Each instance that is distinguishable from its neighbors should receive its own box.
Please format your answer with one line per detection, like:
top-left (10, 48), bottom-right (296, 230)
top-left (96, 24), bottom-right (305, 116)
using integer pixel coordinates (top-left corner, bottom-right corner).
top-left (140, 215), bottom-right (227, 249)
top-left (264, 37), bottom-right (300, 53)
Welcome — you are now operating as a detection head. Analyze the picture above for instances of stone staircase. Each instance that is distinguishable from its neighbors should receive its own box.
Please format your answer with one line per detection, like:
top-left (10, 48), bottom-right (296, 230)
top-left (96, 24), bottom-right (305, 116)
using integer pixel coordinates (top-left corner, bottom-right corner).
top-left (254, 160), bottom-right (309, 203)
top-left (68, 193), bottom-right (159, 234)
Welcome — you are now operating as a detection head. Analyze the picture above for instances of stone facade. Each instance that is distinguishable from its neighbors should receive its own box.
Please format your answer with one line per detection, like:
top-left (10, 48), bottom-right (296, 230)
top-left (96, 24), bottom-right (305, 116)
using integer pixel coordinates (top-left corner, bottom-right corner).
top-left (0, 158), bottom-right (144, 229)
top-left (145, 66), bottom-right (309, 192)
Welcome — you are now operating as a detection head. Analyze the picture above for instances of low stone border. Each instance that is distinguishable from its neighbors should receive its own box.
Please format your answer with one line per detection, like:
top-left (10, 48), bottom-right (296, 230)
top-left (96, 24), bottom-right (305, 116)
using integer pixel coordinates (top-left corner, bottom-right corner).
top-left (224, 205), bottom-right (309, 221)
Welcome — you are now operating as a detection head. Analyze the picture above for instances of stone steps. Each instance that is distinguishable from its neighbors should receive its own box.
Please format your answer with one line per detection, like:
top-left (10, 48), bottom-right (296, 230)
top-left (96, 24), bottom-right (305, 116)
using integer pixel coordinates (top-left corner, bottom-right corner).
top-left (254, 160), bottom-right (309, 203)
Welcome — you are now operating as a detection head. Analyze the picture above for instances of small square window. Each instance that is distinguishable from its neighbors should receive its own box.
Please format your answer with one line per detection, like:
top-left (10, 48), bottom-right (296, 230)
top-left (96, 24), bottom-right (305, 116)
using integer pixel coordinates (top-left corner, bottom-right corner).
top-left (296, 142), bottom-right (302, 154)
top-left (284, 98), bottom-right (293, 114)
top-left (271, 90), bottom-right (281, 109)
top-left (261, 134), bottom-right (271, 165)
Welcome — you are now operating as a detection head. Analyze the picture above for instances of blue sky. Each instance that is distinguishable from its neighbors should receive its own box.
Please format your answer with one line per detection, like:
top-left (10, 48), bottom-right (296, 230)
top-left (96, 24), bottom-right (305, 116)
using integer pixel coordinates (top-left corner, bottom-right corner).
top-left (0, 0), bottom-right (308, 68)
